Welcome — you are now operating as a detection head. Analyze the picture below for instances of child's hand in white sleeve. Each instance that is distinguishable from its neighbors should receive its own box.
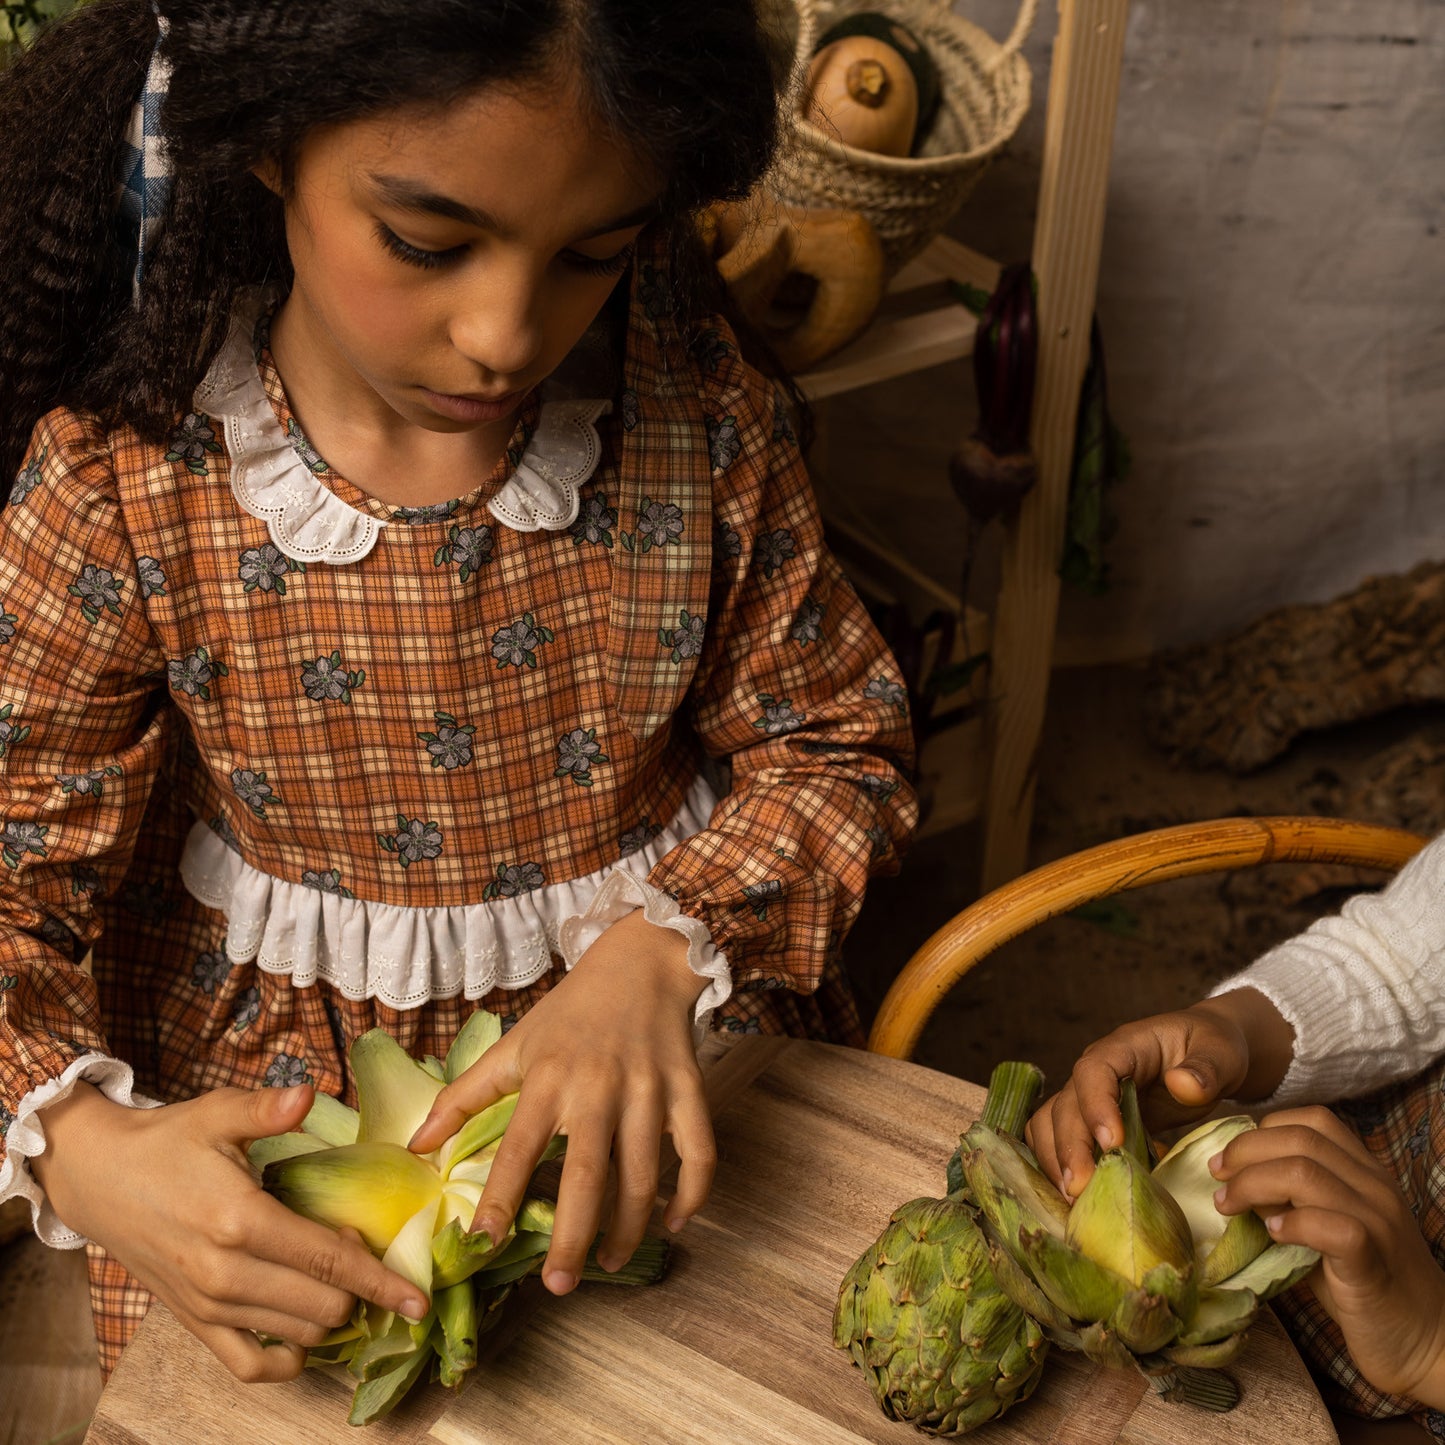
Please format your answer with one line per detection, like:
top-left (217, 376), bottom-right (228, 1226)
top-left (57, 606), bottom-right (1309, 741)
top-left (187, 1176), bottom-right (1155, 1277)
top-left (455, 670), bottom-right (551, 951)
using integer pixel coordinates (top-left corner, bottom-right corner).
top-left (407, 907), bottom-right (714, 1295)
top-left (1211, 1106), bottom-right (1445, 1409)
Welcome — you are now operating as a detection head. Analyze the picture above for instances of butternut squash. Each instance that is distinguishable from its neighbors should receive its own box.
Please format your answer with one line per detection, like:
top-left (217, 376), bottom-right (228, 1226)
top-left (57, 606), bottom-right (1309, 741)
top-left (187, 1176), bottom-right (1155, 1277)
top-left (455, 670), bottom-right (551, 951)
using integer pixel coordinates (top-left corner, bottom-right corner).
top-left (805, 35), bottom-right (918, 157)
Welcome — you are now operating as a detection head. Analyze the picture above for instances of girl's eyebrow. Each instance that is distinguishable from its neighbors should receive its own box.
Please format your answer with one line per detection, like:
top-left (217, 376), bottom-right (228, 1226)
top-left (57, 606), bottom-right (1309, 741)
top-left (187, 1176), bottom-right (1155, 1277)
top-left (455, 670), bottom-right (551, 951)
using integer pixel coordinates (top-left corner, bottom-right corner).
top-left (365, 173), bottom-right (661, 239)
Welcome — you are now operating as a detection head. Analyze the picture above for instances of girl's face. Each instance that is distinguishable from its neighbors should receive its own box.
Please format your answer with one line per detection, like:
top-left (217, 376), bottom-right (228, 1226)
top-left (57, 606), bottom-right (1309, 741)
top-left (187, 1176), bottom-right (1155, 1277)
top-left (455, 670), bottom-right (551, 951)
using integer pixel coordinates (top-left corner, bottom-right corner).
top-left (265, 76), bottom-right (661, 435)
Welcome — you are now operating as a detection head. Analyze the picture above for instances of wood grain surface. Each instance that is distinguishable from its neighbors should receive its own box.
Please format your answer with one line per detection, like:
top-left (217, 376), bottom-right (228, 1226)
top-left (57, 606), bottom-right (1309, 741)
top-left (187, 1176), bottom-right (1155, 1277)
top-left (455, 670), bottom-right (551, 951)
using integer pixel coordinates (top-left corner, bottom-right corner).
top-left (85, 1036), bottom-right (1337, 1445)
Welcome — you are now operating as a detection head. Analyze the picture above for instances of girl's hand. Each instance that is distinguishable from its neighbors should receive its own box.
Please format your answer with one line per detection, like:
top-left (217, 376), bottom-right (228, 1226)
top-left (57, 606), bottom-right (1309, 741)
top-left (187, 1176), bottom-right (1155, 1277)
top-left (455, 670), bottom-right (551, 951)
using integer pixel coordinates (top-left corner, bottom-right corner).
top-left (1025, 988), bottom-right (1290, 1197)
top-left (408, 909), bottom-right (713, 1295)
top-left (1211, 1106), bottom-right (1445, 1408)
top-left (32, 1082), bottom-right (431, 1382)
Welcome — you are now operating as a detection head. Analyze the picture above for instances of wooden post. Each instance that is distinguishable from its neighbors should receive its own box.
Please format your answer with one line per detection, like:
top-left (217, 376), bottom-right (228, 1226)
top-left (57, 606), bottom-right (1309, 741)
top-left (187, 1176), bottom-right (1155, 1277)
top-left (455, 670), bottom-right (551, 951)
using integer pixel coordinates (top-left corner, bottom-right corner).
top-left (980, 0), bottom-right (1131, 892)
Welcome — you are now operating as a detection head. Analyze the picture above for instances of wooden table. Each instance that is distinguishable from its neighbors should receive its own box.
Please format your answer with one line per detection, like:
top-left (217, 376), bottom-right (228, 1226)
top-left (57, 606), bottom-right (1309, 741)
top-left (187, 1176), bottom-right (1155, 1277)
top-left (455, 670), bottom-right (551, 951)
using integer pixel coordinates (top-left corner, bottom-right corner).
top-left (86, 1036), bottom-right (1337, 1444)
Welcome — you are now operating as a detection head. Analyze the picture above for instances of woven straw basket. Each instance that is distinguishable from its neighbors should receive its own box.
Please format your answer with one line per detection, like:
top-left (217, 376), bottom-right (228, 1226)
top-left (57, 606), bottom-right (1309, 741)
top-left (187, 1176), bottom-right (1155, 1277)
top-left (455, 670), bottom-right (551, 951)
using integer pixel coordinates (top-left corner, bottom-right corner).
top-left (761, 0), bottom-right (1038, 274)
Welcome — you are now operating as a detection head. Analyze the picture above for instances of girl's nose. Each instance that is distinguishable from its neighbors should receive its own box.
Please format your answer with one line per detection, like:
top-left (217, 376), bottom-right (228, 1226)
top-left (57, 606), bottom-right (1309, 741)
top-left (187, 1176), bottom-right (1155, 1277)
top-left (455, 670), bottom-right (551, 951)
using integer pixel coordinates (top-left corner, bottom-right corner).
top-left (449, 259), bottom-right (546, 382)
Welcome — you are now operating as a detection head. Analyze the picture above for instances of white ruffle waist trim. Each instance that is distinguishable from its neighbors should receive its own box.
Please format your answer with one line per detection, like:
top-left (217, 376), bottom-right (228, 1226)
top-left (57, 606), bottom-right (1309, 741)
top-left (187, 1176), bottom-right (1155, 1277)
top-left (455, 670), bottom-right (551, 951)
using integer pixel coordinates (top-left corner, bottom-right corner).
top-left (179, 776), bottom-right (727, 1011)
top-left (0, 1053), bottom-right (163, 1248)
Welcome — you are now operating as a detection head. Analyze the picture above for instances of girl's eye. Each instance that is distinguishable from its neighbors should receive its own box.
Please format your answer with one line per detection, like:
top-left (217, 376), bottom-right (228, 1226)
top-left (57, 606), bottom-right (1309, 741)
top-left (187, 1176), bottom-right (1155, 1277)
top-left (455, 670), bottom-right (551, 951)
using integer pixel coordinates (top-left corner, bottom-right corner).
top-left (375, 223), bottom-right (464, 270)
top-left (562, 243), bottom-right (637, 279)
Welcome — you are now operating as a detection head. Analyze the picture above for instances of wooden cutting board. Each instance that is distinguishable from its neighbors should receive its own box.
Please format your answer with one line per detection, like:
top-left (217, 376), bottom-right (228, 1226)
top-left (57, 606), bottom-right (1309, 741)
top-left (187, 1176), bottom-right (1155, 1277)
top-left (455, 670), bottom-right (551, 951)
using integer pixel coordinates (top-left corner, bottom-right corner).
top-left (86, 1035), bottom-right (1337, 1444)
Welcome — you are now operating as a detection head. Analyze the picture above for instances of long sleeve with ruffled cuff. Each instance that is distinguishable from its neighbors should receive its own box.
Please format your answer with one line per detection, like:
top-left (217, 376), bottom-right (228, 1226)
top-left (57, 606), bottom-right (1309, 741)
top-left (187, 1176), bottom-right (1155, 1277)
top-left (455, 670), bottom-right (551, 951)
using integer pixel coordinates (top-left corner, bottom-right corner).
top-left (645, 345), bottom-right (918, 996)
top-left (0, 411), bottom-right (172, 1237)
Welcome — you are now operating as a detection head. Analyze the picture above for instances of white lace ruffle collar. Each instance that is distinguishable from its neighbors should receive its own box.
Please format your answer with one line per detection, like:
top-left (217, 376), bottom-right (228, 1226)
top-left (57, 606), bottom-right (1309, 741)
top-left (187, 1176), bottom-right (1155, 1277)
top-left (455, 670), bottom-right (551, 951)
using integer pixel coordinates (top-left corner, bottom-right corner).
top-left (192, 295), bottom-right (611, 564)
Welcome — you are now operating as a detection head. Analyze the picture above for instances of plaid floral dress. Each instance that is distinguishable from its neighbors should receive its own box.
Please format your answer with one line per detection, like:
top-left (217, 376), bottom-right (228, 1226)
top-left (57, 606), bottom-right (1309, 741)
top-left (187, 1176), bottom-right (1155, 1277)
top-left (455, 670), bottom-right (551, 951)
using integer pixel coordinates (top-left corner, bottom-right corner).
top-left (0, 248), bottom-right (917, 1372)
top-left (1271, 1057), bottom-right (1445, 1438)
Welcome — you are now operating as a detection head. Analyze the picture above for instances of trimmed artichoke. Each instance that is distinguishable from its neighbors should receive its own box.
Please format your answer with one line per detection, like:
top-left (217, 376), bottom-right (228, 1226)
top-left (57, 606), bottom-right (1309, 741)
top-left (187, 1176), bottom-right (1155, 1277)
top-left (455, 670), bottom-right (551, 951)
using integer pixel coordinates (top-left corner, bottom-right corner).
top-left (249, 1011), bottom-right (668, 1425)
top-left (833, 1061), bottom-right (1051, 1436)
top-left (963, 1079), bottom-right (1320, 1410)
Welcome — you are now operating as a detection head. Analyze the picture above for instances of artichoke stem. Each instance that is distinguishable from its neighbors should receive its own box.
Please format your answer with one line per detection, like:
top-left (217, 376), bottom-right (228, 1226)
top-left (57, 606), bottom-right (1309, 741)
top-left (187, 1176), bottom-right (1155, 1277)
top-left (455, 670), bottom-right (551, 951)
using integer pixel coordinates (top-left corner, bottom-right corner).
top-left (1149, 1366), bottom-right (1240, 1412)
top-left (980, 1060), bottom-right (1047, 1137)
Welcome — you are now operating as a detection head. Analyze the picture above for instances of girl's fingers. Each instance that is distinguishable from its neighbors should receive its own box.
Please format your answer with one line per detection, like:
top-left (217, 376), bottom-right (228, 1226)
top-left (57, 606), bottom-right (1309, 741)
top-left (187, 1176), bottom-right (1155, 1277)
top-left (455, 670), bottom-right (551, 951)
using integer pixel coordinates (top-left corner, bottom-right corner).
top-left (595, 1091), bottom-right (665, 1273)
top-left (1212, 1145), bottom-right (1392, 1240)
top-left (188, 1318), bottom-right (308, 1384)
top-left (1257, 1201), bottom-right (1376, 1275)
top-left (408, 1048), bottom-right (520, 1154)
top-left (541, 1111), bottom-right (615, 1294)
top-left (1046, 1089), bottom-right (1106, 1196)
top-left (470, 1095), bottom-right (561, 1254)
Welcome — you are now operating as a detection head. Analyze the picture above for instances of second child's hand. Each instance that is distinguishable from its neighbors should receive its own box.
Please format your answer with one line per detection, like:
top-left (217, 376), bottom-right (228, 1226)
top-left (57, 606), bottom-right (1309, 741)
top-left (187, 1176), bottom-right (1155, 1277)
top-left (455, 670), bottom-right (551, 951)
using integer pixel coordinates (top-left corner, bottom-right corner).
top-left (408, 908), bottom-right (714, 1294)
top-left (33, 1081), bottom-right (431, 1381)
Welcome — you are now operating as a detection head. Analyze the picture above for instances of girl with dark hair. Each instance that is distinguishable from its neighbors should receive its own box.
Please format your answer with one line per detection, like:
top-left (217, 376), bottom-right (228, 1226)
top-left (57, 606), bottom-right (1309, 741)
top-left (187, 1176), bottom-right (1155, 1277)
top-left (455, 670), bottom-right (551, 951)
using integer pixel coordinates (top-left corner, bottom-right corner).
top-left (0, 0), bottom-right (916, 1383)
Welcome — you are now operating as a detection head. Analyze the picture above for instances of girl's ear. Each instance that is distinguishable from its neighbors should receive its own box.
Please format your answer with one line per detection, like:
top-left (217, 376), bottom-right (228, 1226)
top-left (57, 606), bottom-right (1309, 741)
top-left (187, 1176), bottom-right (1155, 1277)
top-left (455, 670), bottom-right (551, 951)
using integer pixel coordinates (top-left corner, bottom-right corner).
top-left (251, 157), bottom-right (284, 196)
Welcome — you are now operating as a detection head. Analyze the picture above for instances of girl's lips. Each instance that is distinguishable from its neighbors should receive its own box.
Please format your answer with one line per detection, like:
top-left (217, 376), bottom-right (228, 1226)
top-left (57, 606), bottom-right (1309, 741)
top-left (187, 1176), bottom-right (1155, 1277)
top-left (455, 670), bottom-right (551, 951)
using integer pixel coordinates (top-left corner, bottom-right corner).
top-left (419, 387), bottom-right (525, 424)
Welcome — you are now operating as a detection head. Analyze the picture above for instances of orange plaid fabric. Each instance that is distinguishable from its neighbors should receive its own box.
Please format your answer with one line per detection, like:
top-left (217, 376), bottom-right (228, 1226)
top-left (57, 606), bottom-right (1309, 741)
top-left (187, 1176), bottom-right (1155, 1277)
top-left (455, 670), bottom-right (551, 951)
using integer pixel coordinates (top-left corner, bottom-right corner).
top-left (1270, 1061), bottom-right (1445, 1437)
top-left (0, 246), bottom-right (916, 1367)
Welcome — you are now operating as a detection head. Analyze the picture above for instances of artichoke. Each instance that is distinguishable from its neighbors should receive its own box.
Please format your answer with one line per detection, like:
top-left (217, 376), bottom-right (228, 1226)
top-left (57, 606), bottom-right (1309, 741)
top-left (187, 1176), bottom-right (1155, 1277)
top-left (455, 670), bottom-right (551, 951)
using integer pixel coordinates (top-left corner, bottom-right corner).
top-left (833, 1061), bottom-right (1051, 1435)
top-left (963, 1079), bottom-right (1320, 1410)
top-left (249, 1011), bottom-right (668, 1425)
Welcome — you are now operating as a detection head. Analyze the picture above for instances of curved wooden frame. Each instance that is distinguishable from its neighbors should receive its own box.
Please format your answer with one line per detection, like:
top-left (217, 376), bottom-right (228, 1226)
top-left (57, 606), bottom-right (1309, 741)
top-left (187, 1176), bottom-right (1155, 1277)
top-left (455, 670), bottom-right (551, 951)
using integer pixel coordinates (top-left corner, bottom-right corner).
top-left (868, 815), bottom-right (1428, 1059)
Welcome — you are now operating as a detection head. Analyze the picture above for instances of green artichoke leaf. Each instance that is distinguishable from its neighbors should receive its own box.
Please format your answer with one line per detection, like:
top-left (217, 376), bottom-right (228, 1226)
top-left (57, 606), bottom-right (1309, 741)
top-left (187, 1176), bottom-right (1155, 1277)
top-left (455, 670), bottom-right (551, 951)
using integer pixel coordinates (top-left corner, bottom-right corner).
top-left (346, 1339), bottom-right (435, 1426)
top-left (262, 1141), bottom-right (443, 1254)
top-left (1108, 1277), bottom-right (1181, 1355)
top-left (444, 1008), bottom-right (504, 1081)
top-left (301, 1090), bottom-right (361, 1146)
top-left (1075, 1319), bottom-right (1138, 1371)
top-left (443, 1093), bottom-right (520, 1170)
top-left (1020, 1222), bottom-right (1132, 1323)
top-left (246, 1131), bottom-right (331, 1171)
top-left (962, 1128), bottom-right (1070, 1268)
top-left (381, 1197), bottom-right (442, 1298)
top-left (434, 1278), bottom-right (478, 1385)
top-left (468, 1229), bottom-right (553, 1287)
top-left (1066, 1152), bottom-right (1194, 1295)
top-left (1201, 1209), bottom-right (1273, 1287)
top-left (1218, 1239), bottom-right (1320, 1300)
top-left (1176, 1284), bottom-right (1258, 1346)
top-left (980, 1222), bottom-right (1076, 1334)
top-left (348, 1305), bottom-right (429, 1383)
top-left (431, 1216), bottom-right (511, 1290)
top-left (352, 1028), bottom-right (446, 1147)
top-left (1159, 1331), bottom-right (1249, 1370)
top-left (1116, 1078), bottom-right (1154, 1173)
top-left (421, 1055), bottom-right (447, 1082)
top-left (1152, 1115), bottom-right (1264, 1277)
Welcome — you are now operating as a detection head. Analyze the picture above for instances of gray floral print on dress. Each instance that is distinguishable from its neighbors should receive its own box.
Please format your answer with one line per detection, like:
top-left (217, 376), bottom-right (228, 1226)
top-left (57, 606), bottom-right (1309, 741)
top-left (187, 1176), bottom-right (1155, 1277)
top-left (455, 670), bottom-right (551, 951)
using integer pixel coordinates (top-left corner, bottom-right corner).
top-left (71, 863), bottom-right (103, 898)
top-left (570, 493), bottom-right (617, 548)
top-left (620, 389), bottom-right (640, 431)
top-left (286, 418), bottom-right (329, 473)
top-left (752, 693), bottom-right (805, 735)
top-left (301, 651), bottom-right (366, 704)
top-left (68, 564), bottom-right (124, 624)
top-left (301, 867), bottom-right (355, 898)
top-left (395, 499), bottom-right (459, 524)
top-left (860, 774), bottom-right (901, 803)
top-left (0, 704), bottom-right (29, 758)
top-left (689, 328), bottom-right (734, 375)
top-left (864, 677), bottom-right (908, 715)
top-left (555, 727), bottom-right (608, 787)
top-left (41, 915), bottom-right (80, 958)
top-left (790, 596), bottom-right (824, 645)
top-left (743, 878), bottom-right (782, 921)
top-left (1, 820), bottom-right (48, 868)
top-left (0, 1101), bottom-right (14, 1137)
top-left (418, 711), bottom-right (476, 770)
top-left (377, 815), bottom-right (443, 868)
top-left (865, 825), bottom-right (890, 859)
top-left (756, 528), bottom-right (796, 579)
top-left (232, 985), bottom-right (261, 1032)
top-left (658, 608), bottom-right (705, 664)
top-left (619, 819), bottom-right (665, 857)
top-left (265, 1053), bottom-right (313, 1088)
top-left (58, 765), bottom-right (122, 799)
top-left (0, 974), bottom-right (15, 991)
top-left (482, 861), bottom-right (545, 900)
top-left (434, 524), bottom-right (495, 581)
top-left (492, 613), bottom-right (554, 669)
top-left (191, 950), bottom-right (230, 995)
top-left (713, 520), bottom-right (742, 564)
top-left (231, 767), bottom-right (280, 819)
top-left (208, 813), bottom-right (240, 852)
top-left (239, 542), bottom-right (305, 596)
top-left (11, 447), bottom-right (45, 506)
top-left (168, 645), bottom-right (229, 701)
top-left (0, 609), bottom-right (15, 645)
top-left (621, 497), bottom-right (684, 554)
top-left (772, 395), bottom-right (797, 445)
top-left (637, 264), bottom-right (674, 321)
top-left (165, 414), bottom-right (223, 475)
top-left (136, 555), bottom-right (167, 599)
top-left (706, 415), bottom-right (742, 471)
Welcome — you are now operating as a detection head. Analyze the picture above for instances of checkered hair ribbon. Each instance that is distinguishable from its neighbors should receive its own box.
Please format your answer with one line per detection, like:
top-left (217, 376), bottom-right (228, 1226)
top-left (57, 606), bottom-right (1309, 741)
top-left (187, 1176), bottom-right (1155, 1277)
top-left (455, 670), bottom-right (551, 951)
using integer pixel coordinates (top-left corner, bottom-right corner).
top-left (116, 13), bottom-right (172, 298)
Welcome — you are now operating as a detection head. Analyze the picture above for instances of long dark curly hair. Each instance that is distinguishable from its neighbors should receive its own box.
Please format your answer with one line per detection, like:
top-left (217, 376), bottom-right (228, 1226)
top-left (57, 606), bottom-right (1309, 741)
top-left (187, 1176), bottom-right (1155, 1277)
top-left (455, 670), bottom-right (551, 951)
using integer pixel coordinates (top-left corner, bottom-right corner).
top-left (0, 0), bottom-right (783, 493)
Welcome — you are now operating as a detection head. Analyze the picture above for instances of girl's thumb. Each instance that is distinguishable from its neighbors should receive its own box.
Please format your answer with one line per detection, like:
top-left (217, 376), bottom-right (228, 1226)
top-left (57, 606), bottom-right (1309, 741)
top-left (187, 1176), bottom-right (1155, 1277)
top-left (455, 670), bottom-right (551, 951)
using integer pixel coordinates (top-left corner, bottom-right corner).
top-left (228, 1082), bottom-right (314, 1143)
top-left (1163, 1061), bottom-right (1218, 1107)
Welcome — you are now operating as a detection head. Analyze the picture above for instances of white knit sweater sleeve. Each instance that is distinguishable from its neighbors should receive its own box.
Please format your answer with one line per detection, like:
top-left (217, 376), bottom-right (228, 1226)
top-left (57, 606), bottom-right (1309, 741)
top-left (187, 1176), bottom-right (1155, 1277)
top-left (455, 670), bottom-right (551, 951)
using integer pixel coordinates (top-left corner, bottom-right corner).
top-left (1206, 829), bottom-right (1445, 1109)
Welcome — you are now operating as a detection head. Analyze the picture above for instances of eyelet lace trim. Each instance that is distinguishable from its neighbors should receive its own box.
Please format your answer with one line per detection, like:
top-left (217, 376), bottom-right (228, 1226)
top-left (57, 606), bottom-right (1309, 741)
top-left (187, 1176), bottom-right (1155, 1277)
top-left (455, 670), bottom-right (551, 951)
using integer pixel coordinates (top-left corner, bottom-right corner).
top-left (192, 294), bottom-right (611, 563)
top-left (178, 776), bottom-right (724, 1010)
